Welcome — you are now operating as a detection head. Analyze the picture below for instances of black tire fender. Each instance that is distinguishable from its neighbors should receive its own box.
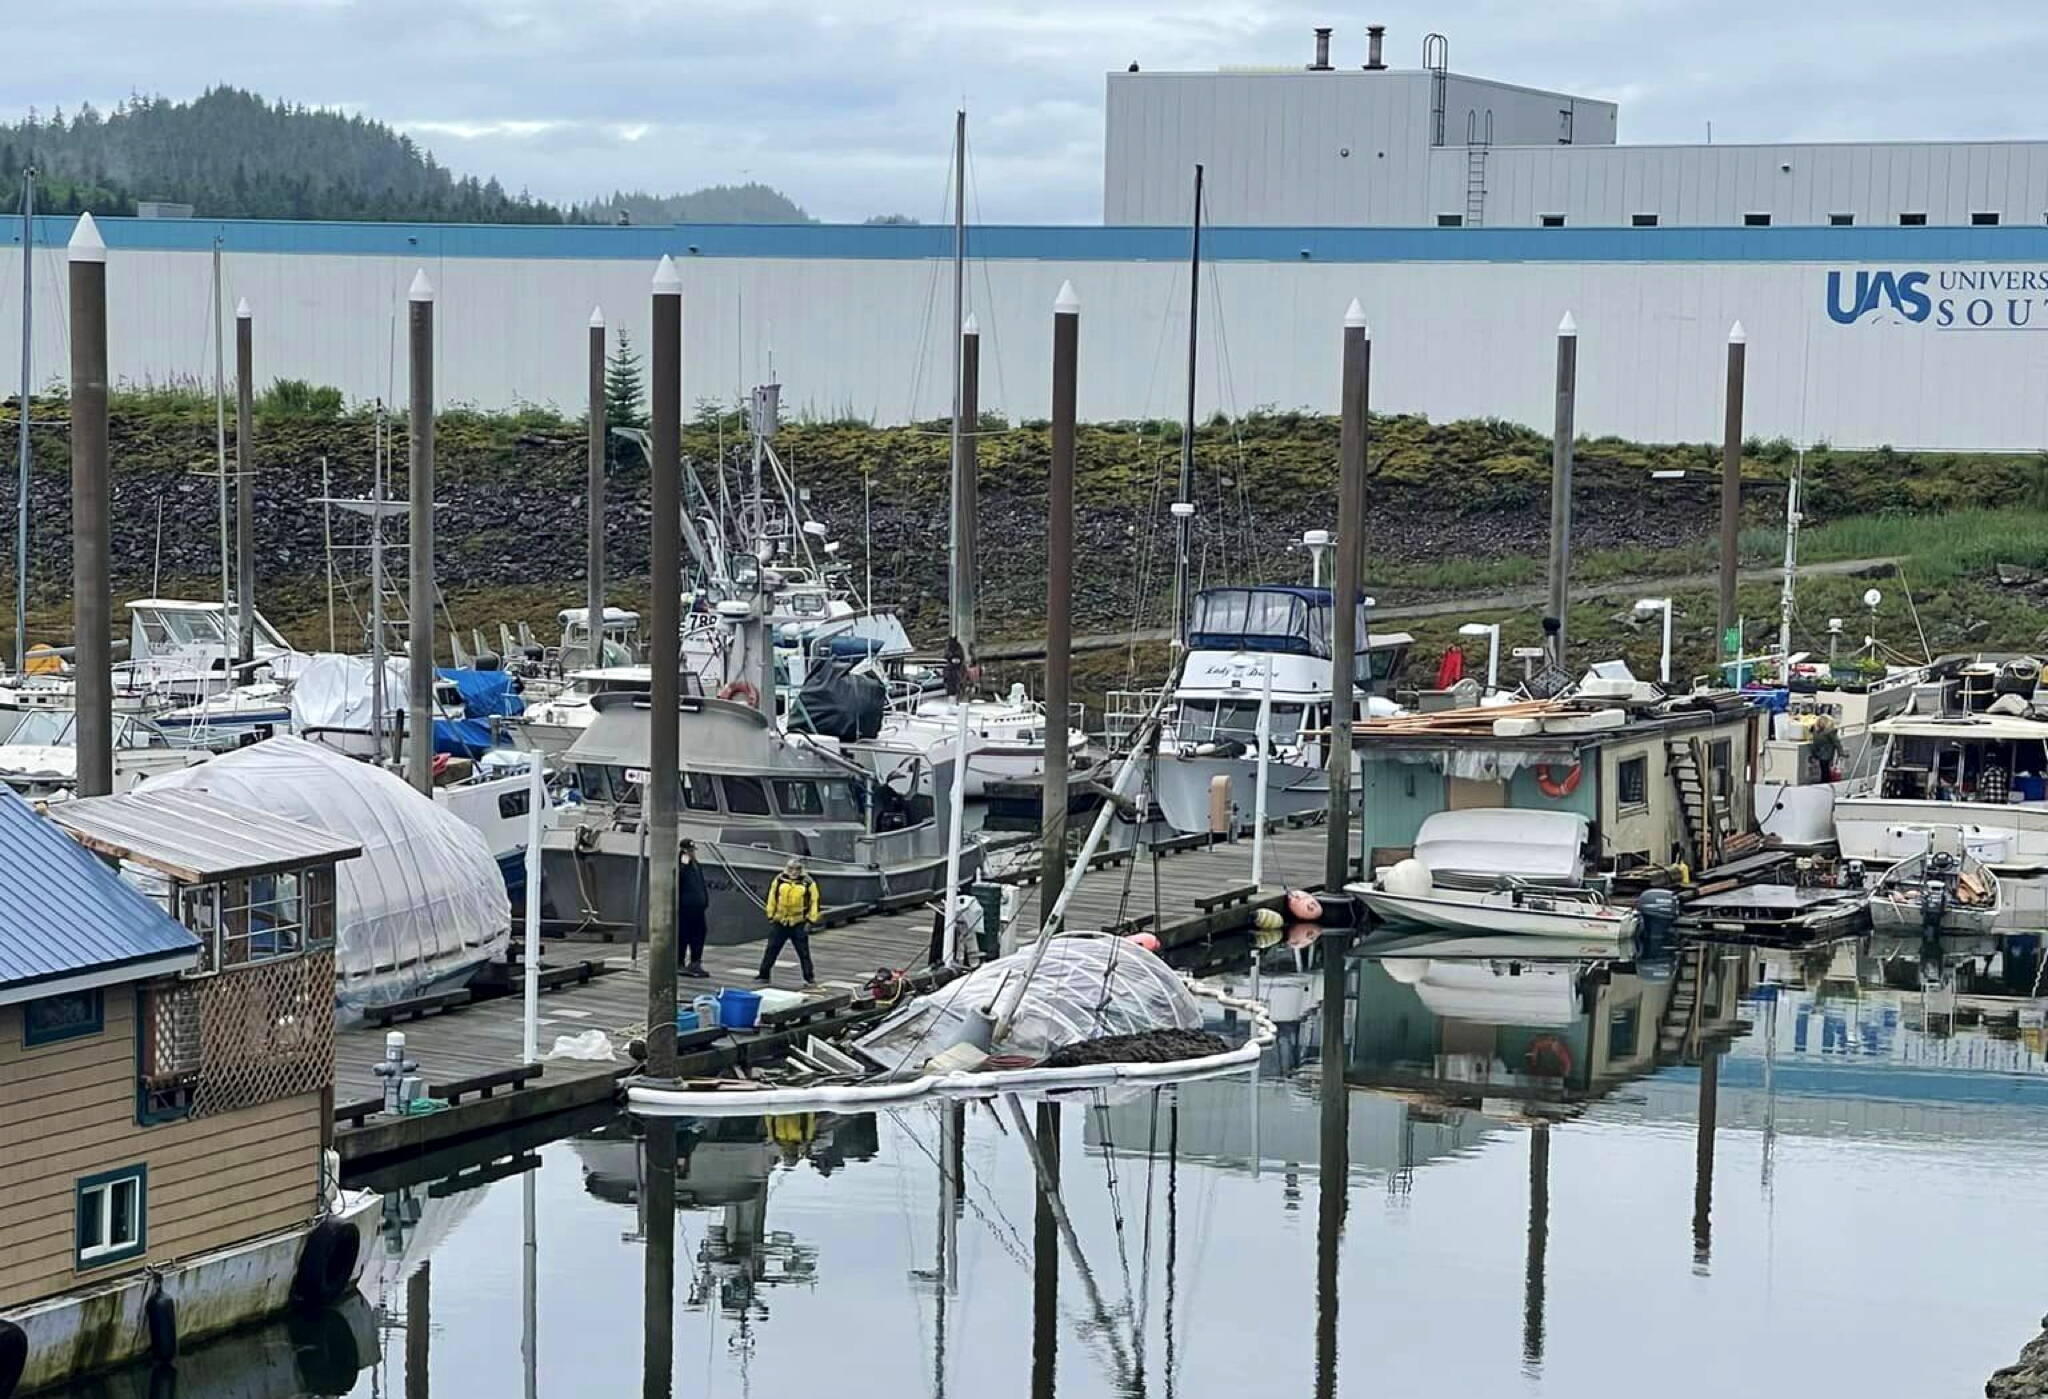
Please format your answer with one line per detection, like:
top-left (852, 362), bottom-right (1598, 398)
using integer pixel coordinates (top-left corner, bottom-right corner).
top-left (0, 1318), bottom-right (26, 1399)
top-left (291, 1217), bottom-right (362, 1312)
top-left (145, 1288), bottom-right (178, 1364)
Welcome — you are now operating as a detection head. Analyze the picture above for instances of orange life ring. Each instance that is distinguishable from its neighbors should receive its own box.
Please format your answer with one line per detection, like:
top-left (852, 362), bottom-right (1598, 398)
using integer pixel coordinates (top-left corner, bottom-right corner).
top-left (717, 680), bottom-right (761, 706)
top-left (1525, 1034), bottom-right (1573, 1078)
top-left (1535, 762), bottom-right (1582, 799)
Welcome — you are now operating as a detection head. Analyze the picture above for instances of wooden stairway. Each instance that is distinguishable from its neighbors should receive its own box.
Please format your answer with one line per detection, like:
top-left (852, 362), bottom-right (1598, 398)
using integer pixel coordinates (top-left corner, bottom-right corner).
top-left (1657, 946), bottom-right (1707, 1062)
top-left (1666, 737), bottom-right (1728, 871)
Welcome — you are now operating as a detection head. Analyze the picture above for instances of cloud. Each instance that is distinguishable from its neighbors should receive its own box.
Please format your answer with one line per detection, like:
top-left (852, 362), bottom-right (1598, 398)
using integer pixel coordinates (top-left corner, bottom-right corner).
top-left (7, 0), bottom-right (2045, 223)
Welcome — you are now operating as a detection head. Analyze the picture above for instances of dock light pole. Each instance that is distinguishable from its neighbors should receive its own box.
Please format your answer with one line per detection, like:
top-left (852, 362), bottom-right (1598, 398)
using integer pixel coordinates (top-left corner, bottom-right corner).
top-left (1327, 300), bottom-right (1369, 895)
top-left (1041, 281), bottom-right (1079, 911)
top-left (1544, 312), bottom-right (1578, 674)
top-left (644, 254), bottom-right (684, 1077)
top-left (69, 213), bottom-right (111, 798)
top-left (587, 306), bottom-right (607, 664)
top-left (1634, 598), bottom-right (1674, 685)
top-left (1457, 621), bottom-right (1501, 695)
top-left (1718, 321), bottom-right (1747, 664)
top-left (406, 269), bottom-right (436, 796)
top-left (235, 298), bottom-right (256, 667)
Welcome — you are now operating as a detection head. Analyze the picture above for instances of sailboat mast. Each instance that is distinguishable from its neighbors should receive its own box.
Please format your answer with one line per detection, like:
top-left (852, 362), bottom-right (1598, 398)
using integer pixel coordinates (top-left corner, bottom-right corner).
top-left (947, 108), bottom-right (968, 647)
top-left (13, 166), bottom-right (32, 674)
top-left (212, 239), bottom-right (230, 659)
top-left (1172, 164), bottom-right (1203, 644)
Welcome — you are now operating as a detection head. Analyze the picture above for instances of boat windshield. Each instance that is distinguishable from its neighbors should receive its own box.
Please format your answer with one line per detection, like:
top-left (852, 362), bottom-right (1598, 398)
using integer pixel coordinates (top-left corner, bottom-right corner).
top-left (135, 607), bottom-right (228, 650)
top-left (1188, 587), bottom-right (1369, 659)
top-left (8, 710), bottom-right (75, 746)
top-left (1176, 699), bottom-right (1305, 745)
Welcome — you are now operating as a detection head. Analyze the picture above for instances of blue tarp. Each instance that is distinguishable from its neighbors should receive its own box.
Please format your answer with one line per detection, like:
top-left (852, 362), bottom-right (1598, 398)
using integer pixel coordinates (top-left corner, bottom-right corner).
top-left (437, 667), bottom-right (525, 719)
top-left (434, 717), bottom-right (501, 759)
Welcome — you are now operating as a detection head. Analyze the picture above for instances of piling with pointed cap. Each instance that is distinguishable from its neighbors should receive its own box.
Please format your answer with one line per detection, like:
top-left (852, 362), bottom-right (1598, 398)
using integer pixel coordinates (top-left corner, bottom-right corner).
top-left (1042, 281), bottom-right (1079, 908)
top-left (1327, 300), bottom-right (1370, 893)
top-left (406, 268), bottom-right (436, 794)
top-left (68, 212), bottom-right (111, 797)
top-left (1545, 312), bottom-right (1579, 671)
top-left (644, 255), bottom-right (683, 1075)
top-left (234, 297), bottom-right (256, 666)
top-left (1718, 319), bottom-right (1747, 662)
top-left (586, 305), bottom-right (606, 663)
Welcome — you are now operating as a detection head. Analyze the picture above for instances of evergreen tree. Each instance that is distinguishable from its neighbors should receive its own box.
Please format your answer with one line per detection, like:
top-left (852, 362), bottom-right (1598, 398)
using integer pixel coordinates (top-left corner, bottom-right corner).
top-left (603, 329), bottom-right (647, 465)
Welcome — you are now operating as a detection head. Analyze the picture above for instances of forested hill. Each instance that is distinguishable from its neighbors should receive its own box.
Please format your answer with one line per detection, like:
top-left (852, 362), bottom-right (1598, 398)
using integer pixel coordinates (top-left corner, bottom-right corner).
top-left (0, 88), bottom-right (814, 225)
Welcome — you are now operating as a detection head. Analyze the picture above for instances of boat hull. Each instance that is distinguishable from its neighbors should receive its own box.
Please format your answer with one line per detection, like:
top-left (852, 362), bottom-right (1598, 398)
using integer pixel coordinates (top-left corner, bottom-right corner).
top-left (1835, 798), bottom-right (2048, 873)
top-left (1353, 886), bottom-right (1638, 940)
top-left (1867, 895), bottom-right (2001, 938)
top-left (1153, 753), bottom-right (1341, 835)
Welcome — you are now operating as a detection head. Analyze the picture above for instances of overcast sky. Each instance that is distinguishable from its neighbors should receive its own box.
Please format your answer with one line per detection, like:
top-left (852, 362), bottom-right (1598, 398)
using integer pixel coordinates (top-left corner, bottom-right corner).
top-left (21, 0), bottom-right (2048, 223)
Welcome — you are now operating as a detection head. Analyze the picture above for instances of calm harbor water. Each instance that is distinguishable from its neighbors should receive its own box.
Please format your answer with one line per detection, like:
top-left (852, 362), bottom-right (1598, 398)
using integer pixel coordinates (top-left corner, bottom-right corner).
top-left (65, 937), bottom-right (2048, 1398)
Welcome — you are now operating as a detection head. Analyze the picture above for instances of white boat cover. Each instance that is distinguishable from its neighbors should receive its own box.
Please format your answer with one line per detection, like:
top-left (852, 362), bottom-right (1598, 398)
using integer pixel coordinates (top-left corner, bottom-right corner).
top-left (140, 735), bottom-right (510, 1009)
top-left (855, 934), bottom-right (1202, 1073)
top-left (1413, 808), bottom-right (1589, 879)
top-left (289, 652), bottom-right (412, 733)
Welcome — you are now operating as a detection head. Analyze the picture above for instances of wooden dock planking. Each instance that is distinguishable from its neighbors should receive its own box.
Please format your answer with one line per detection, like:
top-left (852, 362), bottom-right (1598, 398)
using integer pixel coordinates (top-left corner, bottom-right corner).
top-left (333, 822), bottom-right (1342, 1165)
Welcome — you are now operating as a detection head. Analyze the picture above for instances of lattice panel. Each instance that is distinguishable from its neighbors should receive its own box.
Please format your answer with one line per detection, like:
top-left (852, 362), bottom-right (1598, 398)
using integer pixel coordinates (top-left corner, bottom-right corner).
top-left (191, 949), bottom-right (335, 1119)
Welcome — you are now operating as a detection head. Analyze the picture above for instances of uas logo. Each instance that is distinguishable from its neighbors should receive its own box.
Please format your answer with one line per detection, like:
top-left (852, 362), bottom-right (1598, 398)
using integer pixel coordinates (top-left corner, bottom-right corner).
top-left (1825, 270), bottom-right (1931, 324)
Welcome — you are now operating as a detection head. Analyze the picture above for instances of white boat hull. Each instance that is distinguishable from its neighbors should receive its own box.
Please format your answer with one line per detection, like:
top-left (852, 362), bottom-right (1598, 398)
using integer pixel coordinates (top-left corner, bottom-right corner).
top-left (1353, 885), bottom-right (1638, 940)
top-left (1153, 753), bottom-right (1339, 834)
top-left (1868, 896), bottom-right (2001, 939)
top-left (1834, 798), bottom-right (2048, 872)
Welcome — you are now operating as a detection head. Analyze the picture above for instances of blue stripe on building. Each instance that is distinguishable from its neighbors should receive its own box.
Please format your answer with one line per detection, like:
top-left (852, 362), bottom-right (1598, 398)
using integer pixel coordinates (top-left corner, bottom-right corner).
top-left (11, 216), bottom-right (2048, 265)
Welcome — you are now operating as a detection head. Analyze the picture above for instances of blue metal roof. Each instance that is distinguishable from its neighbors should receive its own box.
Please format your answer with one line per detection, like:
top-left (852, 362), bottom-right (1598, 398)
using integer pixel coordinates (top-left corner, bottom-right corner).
top-left (12, 214), bottom-right (2048, 266)
top-left (0, 789), bottom-right (199, 994)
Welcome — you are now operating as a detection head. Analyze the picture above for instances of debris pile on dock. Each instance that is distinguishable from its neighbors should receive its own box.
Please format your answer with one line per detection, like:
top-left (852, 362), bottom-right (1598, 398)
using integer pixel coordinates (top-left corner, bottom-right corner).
top-left (1040, 1028), bottom-right (1231, 1068)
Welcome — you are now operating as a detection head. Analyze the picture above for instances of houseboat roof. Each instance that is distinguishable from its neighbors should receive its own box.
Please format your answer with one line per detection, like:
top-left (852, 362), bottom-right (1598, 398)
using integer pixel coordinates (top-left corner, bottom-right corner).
top-left (1874, 713), bottom-right (2048, 742)
top-left (49, 789), bottom-right (364, 883)
top-left (0, 790), bottom-right (199, 1005)
top-left (1353, 696), bottom-right (1752, 754)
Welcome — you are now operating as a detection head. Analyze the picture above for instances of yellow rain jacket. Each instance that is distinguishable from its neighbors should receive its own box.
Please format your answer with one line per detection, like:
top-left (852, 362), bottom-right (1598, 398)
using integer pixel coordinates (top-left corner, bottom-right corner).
top-left (766, 873), bottom-right (820, 927)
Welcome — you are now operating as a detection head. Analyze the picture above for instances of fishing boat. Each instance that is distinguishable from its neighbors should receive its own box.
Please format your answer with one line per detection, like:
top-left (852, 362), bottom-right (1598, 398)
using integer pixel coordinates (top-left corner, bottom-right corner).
top-left (1869, 831), bottom-right (2001, 937)
top-left (1351, 809), bottom-right (1639, 940)
top-left (541, 692), bottom-right (971, 940)
top-left (1151, 585), bottom-right (1410, 834)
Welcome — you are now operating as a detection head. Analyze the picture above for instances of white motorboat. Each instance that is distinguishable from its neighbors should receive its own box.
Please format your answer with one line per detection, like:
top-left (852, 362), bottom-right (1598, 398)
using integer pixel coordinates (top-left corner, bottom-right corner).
top-left (1350, 809), bottom-right (1638, 940)
top-left (0, 709), bottom-right (200, 798)
top-left (1835, 710), bottom-right (2048, 872)
top-left (1869, 830), bottom-right (2002, 937)
top-left (1150, 585), bottom-right (1409, 835)
top-left (871, 686), bottom-right (1088, 798)
top-left (510, 664), bottom-right (655, 754)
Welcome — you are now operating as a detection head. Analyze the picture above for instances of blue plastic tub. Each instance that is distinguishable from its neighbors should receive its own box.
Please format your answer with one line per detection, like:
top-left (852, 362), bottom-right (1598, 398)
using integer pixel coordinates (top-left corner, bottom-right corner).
top-left (674, 1008), bottom-right (700, 1033)
top-left (2018, 775), bottom-right (2047, 802)
top-left (716, 987), bottom-right (762, 1030)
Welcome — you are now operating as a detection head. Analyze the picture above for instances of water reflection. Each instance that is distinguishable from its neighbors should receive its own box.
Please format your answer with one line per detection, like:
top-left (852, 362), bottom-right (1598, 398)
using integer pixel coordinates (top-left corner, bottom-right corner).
top-left (1314, 932), bottom-right (1351, 1399)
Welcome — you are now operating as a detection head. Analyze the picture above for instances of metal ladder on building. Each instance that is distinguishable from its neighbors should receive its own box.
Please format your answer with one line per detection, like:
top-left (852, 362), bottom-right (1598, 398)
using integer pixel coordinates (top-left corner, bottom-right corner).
top-left (1464, 109), bottom-right (1493, 227)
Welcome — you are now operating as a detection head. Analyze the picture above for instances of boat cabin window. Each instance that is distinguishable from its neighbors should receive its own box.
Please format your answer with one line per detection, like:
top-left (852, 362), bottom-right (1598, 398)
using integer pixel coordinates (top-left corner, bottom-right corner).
top-left (498, 787), bottom-right (531, 821)
top-left (1616, 755), bottom-right (1649, 809)
top-left (1178, 699), bottom-right (1305, 745)
top-left (773, 778), bottom-right (824, 817)
top-left (1357, 647), bottom-right (1406, 687)
top-left (576, 764), bottom-right (621, 804)
top-left (786, 593), bottom-right (826, 617)
top-left (722, 776), bottom-right (774, 816)
top-left (682, 771), bottom-right (720, 812)
top-left (1882, 734), bottom-right (2048, 801)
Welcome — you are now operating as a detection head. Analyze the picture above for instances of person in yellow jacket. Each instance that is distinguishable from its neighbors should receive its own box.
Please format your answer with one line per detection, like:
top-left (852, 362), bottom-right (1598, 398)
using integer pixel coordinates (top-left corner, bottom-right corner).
top-left (755, 858), bottom-right (821, 987)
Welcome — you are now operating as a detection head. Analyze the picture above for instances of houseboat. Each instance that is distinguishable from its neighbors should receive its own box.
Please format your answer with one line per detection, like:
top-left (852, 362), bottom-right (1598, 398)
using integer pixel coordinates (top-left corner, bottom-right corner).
top-left (541, 692), bottom-right (972, 939)
top-left (1149, 585), bottom-right (1411, 835)
top-left (2, 788), bottom-right (375, 1397)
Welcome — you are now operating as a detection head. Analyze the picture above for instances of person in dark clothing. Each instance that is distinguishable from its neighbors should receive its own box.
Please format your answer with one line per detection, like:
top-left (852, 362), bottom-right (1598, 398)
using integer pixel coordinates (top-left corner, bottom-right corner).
top-left (678, 840), bottom-right (711, 978)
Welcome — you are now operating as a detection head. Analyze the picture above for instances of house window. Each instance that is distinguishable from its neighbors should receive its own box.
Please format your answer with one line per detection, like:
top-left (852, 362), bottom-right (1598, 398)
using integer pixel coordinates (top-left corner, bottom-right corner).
top-left (497, 786), bottom-right (531, 821)
top-left (1829, 213), bottom-right (1854, 226)
top-left (1436, 213), bottom-right (1464, 227)
top-left (76, 1166), bottom-right (147, 1268)
top-left (1709, 738), bottom-right (1734, 798)
top-left (23, 988), bottom-right (104, 1046)
top-left (205, 872), bottom-right (307, 968)
top-left (1972, 211), bottom-right (2001, 226)
top-left (1631, 213), bottom-right (1659, 227)
top-left (1539, 213), bottom-right (1566, 228)
top-left (1900, 212), bottom-right (1927, 226)
top-left (1617, 756), bottom-right (1649, 809)
top-left (1609, 1005), bottom-right (1640, 1058)
top-left (1743, 212), bottom-right (1772, 227)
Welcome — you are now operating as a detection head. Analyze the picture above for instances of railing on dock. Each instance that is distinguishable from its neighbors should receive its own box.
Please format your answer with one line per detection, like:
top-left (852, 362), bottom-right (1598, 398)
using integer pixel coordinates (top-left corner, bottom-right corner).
top-left (1104, 688), bottom-right (1168, 754)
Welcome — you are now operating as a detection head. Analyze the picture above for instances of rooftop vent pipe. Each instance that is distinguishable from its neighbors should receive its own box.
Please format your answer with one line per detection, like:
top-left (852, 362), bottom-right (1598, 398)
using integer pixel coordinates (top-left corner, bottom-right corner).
top-left (1309, 27), bottom-right (1333, 71)
top-left (1365, 25), bottom-right (1387, 70)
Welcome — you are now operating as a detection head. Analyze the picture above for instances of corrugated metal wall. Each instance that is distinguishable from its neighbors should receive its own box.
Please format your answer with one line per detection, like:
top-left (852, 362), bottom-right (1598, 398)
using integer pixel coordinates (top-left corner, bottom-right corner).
top-left (8, 237), bottom-right (2045, 451)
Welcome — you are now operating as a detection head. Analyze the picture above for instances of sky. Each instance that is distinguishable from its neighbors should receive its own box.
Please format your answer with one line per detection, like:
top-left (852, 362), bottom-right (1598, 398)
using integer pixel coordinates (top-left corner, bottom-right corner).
top-left (19, 0), bottom-right (2048, 224)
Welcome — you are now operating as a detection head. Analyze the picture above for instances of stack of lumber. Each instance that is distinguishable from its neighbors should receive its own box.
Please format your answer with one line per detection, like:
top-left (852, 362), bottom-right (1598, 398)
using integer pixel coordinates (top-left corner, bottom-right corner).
top-left (1353, 700), bottom-right (1565, 736)
top-left (1958, 866), bottom-right (1995, 906)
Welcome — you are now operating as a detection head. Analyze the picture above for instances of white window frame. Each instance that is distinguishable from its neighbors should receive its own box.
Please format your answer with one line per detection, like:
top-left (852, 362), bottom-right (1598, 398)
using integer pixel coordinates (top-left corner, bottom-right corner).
top-left (77, 1167), bottom-right (146, 1267)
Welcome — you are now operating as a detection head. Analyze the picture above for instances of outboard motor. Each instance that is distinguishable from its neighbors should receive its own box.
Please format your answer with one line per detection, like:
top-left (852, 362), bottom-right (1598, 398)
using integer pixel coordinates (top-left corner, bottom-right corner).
top-left (1636, 887), bottom-right (1680, 962)
top-left (1919, 879), bottom-right (1950, 939)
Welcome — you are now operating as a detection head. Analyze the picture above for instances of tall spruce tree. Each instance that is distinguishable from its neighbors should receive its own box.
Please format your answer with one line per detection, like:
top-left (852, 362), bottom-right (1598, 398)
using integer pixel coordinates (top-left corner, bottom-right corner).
top-left (603, 329), bottom-right (647, 465)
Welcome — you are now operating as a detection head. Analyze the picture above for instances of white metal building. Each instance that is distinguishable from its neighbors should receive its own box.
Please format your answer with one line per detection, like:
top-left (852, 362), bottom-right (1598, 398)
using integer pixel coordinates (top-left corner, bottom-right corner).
top-left (1105, 28), bottom-right (2048, 231)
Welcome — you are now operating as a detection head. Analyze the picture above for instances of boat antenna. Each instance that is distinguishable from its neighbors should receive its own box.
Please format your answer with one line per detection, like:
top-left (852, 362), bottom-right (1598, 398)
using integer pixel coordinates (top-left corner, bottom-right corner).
top-left (1171, 165), bottom-right (1203, 648)
top-left (12, 164), bottom-right (32, 675)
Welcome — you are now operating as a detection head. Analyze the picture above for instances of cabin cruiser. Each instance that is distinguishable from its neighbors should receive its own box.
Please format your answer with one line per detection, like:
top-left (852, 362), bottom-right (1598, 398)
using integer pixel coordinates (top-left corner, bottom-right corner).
top-left (868, 685), bottom-right (1089, 799)
top-left (1352, 809), bottom-right (1639, 940)
top-left (542, 692), bottom-right (975, 940)
top-left (1836, 711), bottom-right (2048, 872)
top-left (1151, 586), bottom-right (1410, 835)
top-left (511, 665), bottom-right (660, 754)
top-left (121, 597), bottom-right (299, 698)
top-left (0, 709), bottom-right (199, 798)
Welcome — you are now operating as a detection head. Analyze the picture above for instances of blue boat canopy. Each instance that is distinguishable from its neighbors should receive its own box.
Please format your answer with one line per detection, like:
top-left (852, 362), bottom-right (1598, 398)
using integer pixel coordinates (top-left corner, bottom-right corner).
top-left (0, 790), bottom-right (198, 1004)
top-left (1189, 586), bottom-right (1378, 659)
